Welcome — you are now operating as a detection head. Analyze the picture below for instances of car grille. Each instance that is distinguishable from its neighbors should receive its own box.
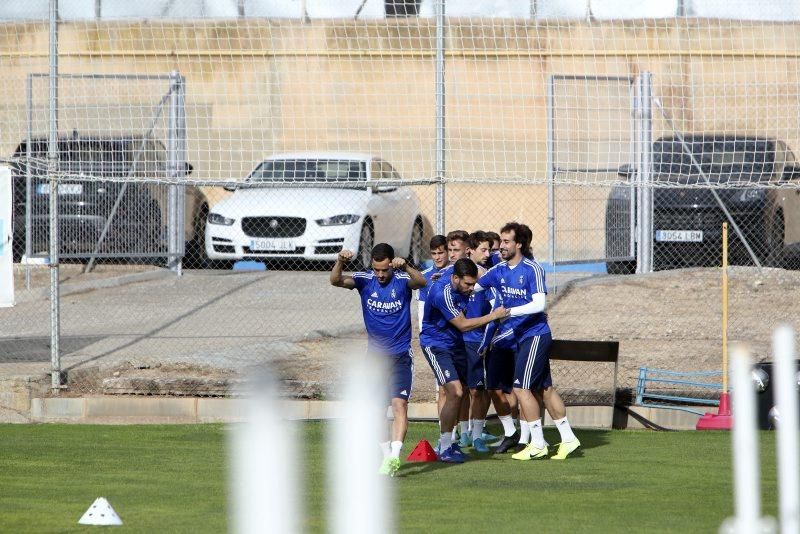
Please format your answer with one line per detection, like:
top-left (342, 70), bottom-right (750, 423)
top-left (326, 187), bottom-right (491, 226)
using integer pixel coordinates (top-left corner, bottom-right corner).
top-left (242, 217), bottom-right (306, 238)
top-left (243, 246), bottom-right (305, 255)
top-left (654, 209), bottom-right (724, 231)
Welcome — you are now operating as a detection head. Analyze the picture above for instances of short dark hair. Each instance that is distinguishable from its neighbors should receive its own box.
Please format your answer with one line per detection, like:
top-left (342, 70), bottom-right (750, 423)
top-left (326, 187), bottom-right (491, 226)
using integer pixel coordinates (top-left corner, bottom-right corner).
top-left (429, 234), bottom-right (447, 251)
top-left (486, 231), bottom-right (500, 245)
top-left (468, 230), bottom-right (490, 250)
top-left (446, 230), bottom-right (469, 245)
top-left (452, 257), bottom-right (478, 278)
top-left (371, 243), bottom-right (395, 262)
top-left (500, 221), bottom-right (533, 258)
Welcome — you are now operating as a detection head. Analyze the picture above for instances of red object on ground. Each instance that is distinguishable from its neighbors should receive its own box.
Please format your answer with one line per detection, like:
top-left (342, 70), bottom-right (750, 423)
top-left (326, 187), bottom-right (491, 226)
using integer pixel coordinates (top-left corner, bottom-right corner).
top-left (406, 439), bottom-right (438, 462)
top-left (696, 392), bottom-right (733, 430)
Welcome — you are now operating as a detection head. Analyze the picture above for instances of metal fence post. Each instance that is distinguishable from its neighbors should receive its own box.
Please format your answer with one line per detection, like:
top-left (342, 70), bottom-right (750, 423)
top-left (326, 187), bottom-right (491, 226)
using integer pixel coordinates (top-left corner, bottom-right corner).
top-left (167, 70), bottom-right (186, 275)
top-left (635, 72), bottom-right (653, 273)
top-left (434, 0), bottom-right (446, 234)
top-left (546, 75), bottom-right (556, 268)
top-left (48, 0), bottom-right (61, 391)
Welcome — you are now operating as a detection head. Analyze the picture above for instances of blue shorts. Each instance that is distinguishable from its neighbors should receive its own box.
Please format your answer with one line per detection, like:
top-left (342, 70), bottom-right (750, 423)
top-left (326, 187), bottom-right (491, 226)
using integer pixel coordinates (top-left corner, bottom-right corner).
top-left (486, 345), bottom-right (515, 393)
top-left (464, 342), bottom-right (487, 390)
top-left (513, 333), bottom-right (553, 390)
top-left (422, 345), bottom-right (468, 386)
top-left (385, 349), bottom-right (414, 401)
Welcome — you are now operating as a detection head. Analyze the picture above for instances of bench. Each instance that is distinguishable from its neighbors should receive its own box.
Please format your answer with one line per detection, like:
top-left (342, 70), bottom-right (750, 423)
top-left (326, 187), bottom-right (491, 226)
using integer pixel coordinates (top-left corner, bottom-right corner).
top-left (635, 367), bottom-right (722, 416)
top-left (550, 339), bottom-right (620, 408)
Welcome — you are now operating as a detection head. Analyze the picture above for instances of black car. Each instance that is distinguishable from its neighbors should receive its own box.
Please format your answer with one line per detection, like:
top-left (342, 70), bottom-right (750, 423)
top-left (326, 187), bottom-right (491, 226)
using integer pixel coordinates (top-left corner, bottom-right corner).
top-left (10, 134), bottom-right (207, 263)
top-left (605, 135), bottom-right (800, 273)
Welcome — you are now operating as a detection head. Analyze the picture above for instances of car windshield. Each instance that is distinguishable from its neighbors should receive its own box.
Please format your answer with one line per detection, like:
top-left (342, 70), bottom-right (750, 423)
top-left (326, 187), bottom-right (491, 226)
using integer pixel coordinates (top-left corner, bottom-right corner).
top-left (13, 139), bottom-right (152, 177)
top-left (247, 159), bottom-right (367, 182)
top-left (653, 138), bottom-right (775, 179)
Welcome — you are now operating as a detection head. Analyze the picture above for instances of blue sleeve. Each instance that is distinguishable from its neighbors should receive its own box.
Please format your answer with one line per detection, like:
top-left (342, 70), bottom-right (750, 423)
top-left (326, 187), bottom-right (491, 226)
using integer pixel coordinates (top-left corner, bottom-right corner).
top-left (528, 263), bottom-right (547, 295)
top-left (477, 267), bottom-right (496, 289)
top-left (352, 272), bottom-right (368, 292)
top-left (435, 287), bottom-right (462, 321)
top-left (478, 288), bottom-right (500, 353)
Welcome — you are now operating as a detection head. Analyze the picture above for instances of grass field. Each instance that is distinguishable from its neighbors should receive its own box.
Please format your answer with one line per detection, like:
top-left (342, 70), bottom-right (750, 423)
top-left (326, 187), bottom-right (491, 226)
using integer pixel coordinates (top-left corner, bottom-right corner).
top-left (0, 422), bottom-right (779, 533)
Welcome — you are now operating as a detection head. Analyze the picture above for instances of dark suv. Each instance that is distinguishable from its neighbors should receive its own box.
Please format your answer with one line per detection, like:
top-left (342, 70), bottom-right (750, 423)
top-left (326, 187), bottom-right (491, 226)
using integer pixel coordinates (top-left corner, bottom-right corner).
top-left (605, 135), bottom-right (800, 273)
top-left (10, 135), bottom-right (208, 263)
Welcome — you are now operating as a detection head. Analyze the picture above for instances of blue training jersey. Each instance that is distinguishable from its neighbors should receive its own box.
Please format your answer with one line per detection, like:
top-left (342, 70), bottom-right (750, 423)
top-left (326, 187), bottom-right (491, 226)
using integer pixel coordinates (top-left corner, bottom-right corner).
top-left (478, 257), bottom-right (550, 341)
top-left (463, 286), bottom-right (499, 344)
top-left (417, 264), bottom-right (445, 303)
top-left (419, 280), bottom-right (470, 350)
top-left (352, 270), bottom-right (413, 355)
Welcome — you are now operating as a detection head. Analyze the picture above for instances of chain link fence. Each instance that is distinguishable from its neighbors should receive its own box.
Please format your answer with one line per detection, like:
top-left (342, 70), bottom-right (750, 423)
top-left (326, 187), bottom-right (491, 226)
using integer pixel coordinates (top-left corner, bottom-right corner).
top-left (1, 5), bottom-right (800, 409)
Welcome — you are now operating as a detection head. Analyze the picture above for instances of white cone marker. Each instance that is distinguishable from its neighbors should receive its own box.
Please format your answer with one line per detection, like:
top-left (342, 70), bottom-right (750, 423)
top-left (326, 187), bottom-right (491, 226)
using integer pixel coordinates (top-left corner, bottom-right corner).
top-left (77, 497), bottom-right (123, 526)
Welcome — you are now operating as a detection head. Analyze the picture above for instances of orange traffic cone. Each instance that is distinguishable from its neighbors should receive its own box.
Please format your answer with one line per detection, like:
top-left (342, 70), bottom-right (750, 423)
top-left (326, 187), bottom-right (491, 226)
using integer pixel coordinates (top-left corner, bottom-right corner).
top-left (406, 440), bottom-right (438, 462)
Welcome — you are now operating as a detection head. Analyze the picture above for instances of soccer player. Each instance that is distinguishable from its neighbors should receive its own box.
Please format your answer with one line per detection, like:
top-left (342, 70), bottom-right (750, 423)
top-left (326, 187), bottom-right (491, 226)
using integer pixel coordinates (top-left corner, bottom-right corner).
top-left (461, 231), bottom-right (499, 452)
top-left (486, 231), bottom-right (502, 267)
top-left (330, 243), bottom-right (427, 476)
top-left (420, 258), bottom-right (508, 463)
top-left (476, 222), bottom-right (581, 461)
top-left (417, 235), bottom-right (449, 422)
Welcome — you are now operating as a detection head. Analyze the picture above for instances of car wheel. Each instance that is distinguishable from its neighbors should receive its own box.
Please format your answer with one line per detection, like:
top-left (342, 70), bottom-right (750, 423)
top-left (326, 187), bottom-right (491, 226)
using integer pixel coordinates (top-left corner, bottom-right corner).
top-left (357, 220), bottom-right (374, 270)
top-left (185, 204), bottom-right (210, 269)
top-left (765, 212), bottom-right (785, 268)
top-left (407, 218), bottom-right (424, 268)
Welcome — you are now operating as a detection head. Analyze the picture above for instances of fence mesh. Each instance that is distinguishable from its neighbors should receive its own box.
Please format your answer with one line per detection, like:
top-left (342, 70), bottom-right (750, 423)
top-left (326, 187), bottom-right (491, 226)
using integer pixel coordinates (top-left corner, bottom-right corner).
top-left (0, 4), bottom-right (799, 408)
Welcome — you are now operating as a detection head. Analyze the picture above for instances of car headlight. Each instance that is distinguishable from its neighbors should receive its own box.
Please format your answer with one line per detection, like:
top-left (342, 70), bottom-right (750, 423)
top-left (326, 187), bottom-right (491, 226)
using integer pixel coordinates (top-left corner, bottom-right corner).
top-left (738, 189), bottom-right (765, 202)
top-left (315, 214), bottom-right (360, 226)
top-left (208, 212), bottom-right (235, 226)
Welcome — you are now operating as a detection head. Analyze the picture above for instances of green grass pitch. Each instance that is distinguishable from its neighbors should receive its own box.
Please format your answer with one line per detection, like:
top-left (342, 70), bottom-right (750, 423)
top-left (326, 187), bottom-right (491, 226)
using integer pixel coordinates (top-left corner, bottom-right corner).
top-left (0, 422), bottom-right (778, 533)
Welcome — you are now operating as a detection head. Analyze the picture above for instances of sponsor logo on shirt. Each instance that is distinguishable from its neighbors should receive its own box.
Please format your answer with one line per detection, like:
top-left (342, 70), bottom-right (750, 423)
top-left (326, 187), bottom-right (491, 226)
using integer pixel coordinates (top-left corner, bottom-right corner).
top-left (400, 390), bottom-right (408, 396)
top-left (502, 286), bottom-right (528, 298)
top-left (371, 291), bottom-right (379, 298)
top-left (367, 298), bottom-right (404, 313)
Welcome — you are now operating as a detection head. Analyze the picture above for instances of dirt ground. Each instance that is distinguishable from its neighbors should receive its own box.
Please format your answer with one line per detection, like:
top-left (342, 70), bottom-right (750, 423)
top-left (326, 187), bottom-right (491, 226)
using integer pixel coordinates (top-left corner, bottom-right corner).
top-left (13, 266), bottom-right (799, 404)
top-left (268, 266), bottom-right (800, 403)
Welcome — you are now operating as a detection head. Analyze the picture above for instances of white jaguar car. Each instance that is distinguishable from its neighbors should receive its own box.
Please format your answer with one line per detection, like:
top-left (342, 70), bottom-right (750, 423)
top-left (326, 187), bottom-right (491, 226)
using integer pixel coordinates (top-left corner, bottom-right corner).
top-left (206, 152), bottom-right (425, 267)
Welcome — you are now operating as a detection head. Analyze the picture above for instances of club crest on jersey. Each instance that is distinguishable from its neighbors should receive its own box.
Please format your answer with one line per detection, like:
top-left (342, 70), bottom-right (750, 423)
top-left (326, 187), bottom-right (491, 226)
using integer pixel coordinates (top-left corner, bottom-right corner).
top-left (391, 288), bottom-right (396, 299)
top-left (519, 275), bottom-right (524, 285)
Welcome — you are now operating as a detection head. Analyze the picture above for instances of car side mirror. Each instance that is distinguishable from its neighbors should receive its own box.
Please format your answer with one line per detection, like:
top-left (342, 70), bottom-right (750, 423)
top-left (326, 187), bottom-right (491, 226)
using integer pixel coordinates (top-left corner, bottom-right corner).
top-left (618, 163), bottom-right (636, 180)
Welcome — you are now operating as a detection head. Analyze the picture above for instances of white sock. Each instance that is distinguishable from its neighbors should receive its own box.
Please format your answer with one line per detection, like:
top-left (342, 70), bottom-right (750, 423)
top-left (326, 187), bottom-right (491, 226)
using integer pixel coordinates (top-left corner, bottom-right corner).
top-left (451, 427), bottom-right (457, 440)
top-left (390, 441), bottom-right (403, 459)
top-left (498, 415), bottom-right (516, 437)
top-left (528, 419), bottom-right (545, 449)
top-left (440, 432), bottom-right (453, 451)
top-left (472, 419), bottom-right (486, 441)
top-left (519, 421), bottom-right (531, 444)
top-left (554, 416), bottom-right (577, 443)
top-left (460, 420), bottom-right (470, 436)
top-left (380, 441), bottom-right (391, 459)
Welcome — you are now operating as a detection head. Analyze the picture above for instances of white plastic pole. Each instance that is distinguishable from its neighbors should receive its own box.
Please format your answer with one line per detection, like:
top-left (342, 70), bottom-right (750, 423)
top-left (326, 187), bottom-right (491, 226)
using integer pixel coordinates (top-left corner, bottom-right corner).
top-left (773, 326), bottom-right (799, 534)
top-left (729, 345), bottom-right (760, 533)
top-left (329, 353), bottom-right (393, 534)
top-left (229, 376), bottom-right (301, 534)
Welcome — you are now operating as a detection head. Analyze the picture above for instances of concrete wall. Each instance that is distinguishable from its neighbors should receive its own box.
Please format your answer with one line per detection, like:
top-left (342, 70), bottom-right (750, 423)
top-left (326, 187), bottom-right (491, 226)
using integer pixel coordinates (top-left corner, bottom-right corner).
top-left (1, 18), bottom-right (798, 257)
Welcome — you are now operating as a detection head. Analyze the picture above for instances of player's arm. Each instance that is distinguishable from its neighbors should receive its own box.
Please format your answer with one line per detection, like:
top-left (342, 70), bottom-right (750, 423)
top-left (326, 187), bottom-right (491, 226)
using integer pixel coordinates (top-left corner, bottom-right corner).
top-left (392, 257), bottom-right (427, 290)
top-left (448, 306), bottom-right (508, 333)
top-left (507, 292), bottom-right (546, 316)
top-left (330, 250), bottom-right (357, 289)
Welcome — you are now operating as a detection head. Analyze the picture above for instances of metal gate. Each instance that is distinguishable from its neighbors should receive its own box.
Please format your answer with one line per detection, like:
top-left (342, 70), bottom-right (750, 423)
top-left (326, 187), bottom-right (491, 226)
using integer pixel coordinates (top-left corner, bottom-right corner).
top-left (21, 72), bottom-right (187, 272)
top-left (546, 74), bottom-right (639, 272)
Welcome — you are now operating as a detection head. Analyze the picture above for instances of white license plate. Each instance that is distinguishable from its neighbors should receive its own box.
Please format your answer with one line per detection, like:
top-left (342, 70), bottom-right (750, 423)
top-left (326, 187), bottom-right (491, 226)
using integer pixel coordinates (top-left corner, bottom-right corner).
top-left (250, 239), bottom-right (295, 251)
top-left (36, 183), bottom-right (83, 195)
top-left (655, 230), bottom-right (703, 242)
